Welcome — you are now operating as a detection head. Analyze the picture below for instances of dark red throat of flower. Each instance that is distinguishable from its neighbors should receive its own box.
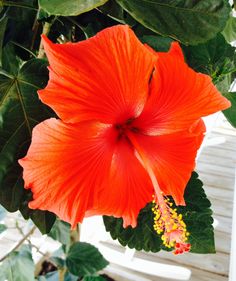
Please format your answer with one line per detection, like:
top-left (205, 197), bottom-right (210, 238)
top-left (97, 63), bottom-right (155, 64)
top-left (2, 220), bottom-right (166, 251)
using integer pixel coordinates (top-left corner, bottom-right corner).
top-left (115, 118), bottom-right (140, 141)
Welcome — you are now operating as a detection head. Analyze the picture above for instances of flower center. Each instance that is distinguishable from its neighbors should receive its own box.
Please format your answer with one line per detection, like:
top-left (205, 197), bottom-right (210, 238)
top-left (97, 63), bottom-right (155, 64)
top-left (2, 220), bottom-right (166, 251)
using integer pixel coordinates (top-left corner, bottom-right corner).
top-left (115, 118), bottom-right (140, 140)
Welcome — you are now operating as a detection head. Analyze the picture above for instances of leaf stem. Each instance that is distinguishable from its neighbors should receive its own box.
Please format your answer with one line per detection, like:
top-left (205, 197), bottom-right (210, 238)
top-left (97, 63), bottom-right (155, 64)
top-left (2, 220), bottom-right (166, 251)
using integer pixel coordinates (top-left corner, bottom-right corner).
top-left (59, 267), bottom-right (67, 281)
top-left (11, 41), bottom-right (37, 58)
top-left (38, 22), bottom-right (52, 58)
top-left (65, 17), bottom-right (89, 39)
top-left (70, 224), bottom-right (81, 244)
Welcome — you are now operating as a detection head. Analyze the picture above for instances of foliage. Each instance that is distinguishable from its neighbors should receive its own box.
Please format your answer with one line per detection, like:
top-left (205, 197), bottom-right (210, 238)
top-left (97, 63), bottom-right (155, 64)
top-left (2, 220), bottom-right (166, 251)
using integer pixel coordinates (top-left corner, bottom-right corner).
top-left (116, 0), bottom-right (231, 45)
top-left (0, 223), bottom-right (7, 233)
top-left (222, 15), bottom-right (236, 43)
top-left (39, 0), bottom-right (109, 16)
top-left (0, 222), bottom-right (108, 281)
top-left (0, 245), bottom-right (35, 281)
top-left (66, 242), bottom-right (109, 277)
top-left (222, 92), bottom-right (236, 127)
top-left (48, 219), bottom-right (71, 245)
top-left (0, 204), bottom-right (6, 220)
top-left (104, 172), bottom-right (215, 254)
top-left (0, 56), bottom-right (56, 234)
top-left (183, 33), bottom-right (236, 84)
top-left (83, 276), bottom-right (107, 281)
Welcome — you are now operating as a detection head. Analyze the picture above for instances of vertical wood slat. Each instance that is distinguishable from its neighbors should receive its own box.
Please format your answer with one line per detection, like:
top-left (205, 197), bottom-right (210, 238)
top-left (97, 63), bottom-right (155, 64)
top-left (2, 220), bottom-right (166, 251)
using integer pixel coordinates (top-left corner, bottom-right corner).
top-left (229, 169), bottom-right (236, 281)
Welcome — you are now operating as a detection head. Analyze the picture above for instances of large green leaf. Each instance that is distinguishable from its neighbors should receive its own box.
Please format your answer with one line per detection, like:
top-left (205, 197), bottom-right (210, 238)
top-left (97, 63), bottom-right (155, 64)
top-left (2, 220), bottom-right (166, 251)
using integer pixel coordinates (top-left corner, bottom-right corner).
top-left (66, 242), bottom-right (109, 277)
top-left (222, 15), bottom-right (236, 43)
top-left (183, 33), bottom-right (236, 83)
top-left (222, 92), bottom-right (236, 128)
top-left (115, 0), bottom-right (230, 45)
top-left (0, 245), bottom-right (35, 281)
top-left (140, 35), bottom-right (173, 52)
top-left (0, 57), bottom-right (56, 233)
top-left (103, 172), bottom-right (215, 254)
top-left (39, 0), bottom-right (109, 16)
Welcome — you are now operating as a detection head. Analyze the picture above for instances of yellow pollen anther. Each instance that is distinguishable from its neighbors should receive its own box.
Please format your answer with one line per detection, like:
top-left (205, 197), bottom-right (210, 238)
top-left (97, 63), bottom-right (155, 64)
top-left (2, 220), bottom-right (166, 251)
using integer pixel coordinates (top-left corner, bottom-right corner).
top-left (151, 194), bottom-right (191, 254)
top-left (125, 133), bottom-right (191, 255)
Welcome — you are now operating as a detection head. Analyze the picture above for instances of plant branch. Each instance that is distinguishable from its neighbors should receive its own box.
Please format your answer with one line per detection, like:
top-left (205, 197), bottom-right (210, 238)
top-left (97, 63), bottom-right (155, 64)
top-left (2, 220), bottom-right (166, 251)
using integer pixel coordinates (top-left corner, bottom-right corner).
top-left (0, 225), bottom-right (37, 262)
top-left (15, 221), bottom-right (46, 257)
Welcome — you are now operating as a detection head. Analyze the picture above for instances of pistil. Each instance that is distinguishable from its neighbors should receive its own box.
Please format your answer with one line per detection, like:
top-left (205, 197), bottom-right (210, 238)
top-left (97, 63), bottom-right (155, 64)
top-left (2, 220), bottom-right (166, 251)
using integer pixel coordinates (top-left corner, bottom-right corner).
top-left (127, 132), bottom-right (191, 254)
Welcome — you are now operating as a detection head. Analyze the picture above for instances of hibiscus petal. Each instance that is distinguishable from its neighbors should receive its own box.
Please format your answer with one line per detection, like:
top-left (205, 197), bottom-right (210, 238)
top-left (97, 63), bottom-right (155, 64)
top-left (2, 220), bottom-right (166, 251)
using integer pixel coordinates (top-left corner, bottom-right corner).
top-left (39, 25), bottom-right (156, 124)
top-left (19, 119), bottom-right (116, 227)
top-left (135, 42), bottom-right (231, 135)
top-left (128, 119), bottom-right (206, 205)
top-left (86, 138), bottom-right (154, 228)
top-left (19, 118), bottom-right (153, 228)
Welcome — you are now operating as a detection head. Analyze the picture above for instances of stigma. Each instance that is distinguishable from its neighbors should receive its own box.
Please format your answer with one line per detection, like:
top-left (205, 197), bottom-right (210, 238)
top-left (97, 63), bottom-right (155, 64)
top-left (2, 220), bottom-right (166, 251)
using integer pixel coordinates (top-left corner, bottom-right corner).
top-left (152, 194), bottom-right (191, 254)
top-left (126, 131), bottom-right (191, 254)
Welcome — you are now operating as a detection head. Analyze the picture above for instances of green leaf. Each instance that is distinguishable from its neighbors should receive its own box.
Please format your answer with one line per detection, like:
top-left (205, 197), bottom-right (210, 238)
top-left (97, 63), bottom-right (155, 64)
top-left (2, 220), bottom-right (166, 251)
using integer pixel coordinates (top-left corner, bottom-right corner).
top-left (215, 73), bottom-right (232, 93)
top-left (183, 33), bottom-right (236, 83)
top-left (103, 172), bottom-right (215, 254)
top-left (0, 16), bottom-right (7, 67)
top-left (0, 57), bottom-right (56, 233)
top-left (1, 43), bottom-right (21, 75)
top-left (99, 0), bottom-right (125, 23)
top-left (37, 8), bottom-right (51, 21)
top-left (49, 219), bottom-right (71, 245)
top-left (0, 204), bottom-right (6, 220)
top-left (222, 92), bottom-right (236, 128)
top-left (83, 276), bottom-right (106, 281)
top-left (66, 242), bottom-right (109, 277)
top-left (49, 257), bottom-right (65, 268)
top-left (140, 35), bottom-right (173, 52)
top-left (39, 0), bottom-right (109, 16)
top-left (0, 245), bottom-right (35, 281)
top-left (2, 1), bottom-right (38, 61)
top-left (222, 15), bottom-right (236, 43)
top-left (99, 0), bottom-right (136, 26)
top-left (0, 223), bottom-right (7, 233)
top-left (30, 209), bottom-right (56, 234)
top-left (115, 0), bottom-right (230, 45)
top-left (1, 0), bottom-right (37, 10)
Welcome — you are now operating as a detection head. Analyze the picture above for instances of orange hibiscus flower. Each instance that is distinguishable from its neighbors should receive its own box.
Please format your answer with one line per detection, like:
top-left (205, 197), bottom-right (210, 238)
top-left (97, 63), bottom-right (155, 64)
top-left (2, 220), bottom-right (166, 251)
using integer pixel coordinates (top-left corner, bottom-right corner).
top-left (19, 25), bottom-right (230, 253)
